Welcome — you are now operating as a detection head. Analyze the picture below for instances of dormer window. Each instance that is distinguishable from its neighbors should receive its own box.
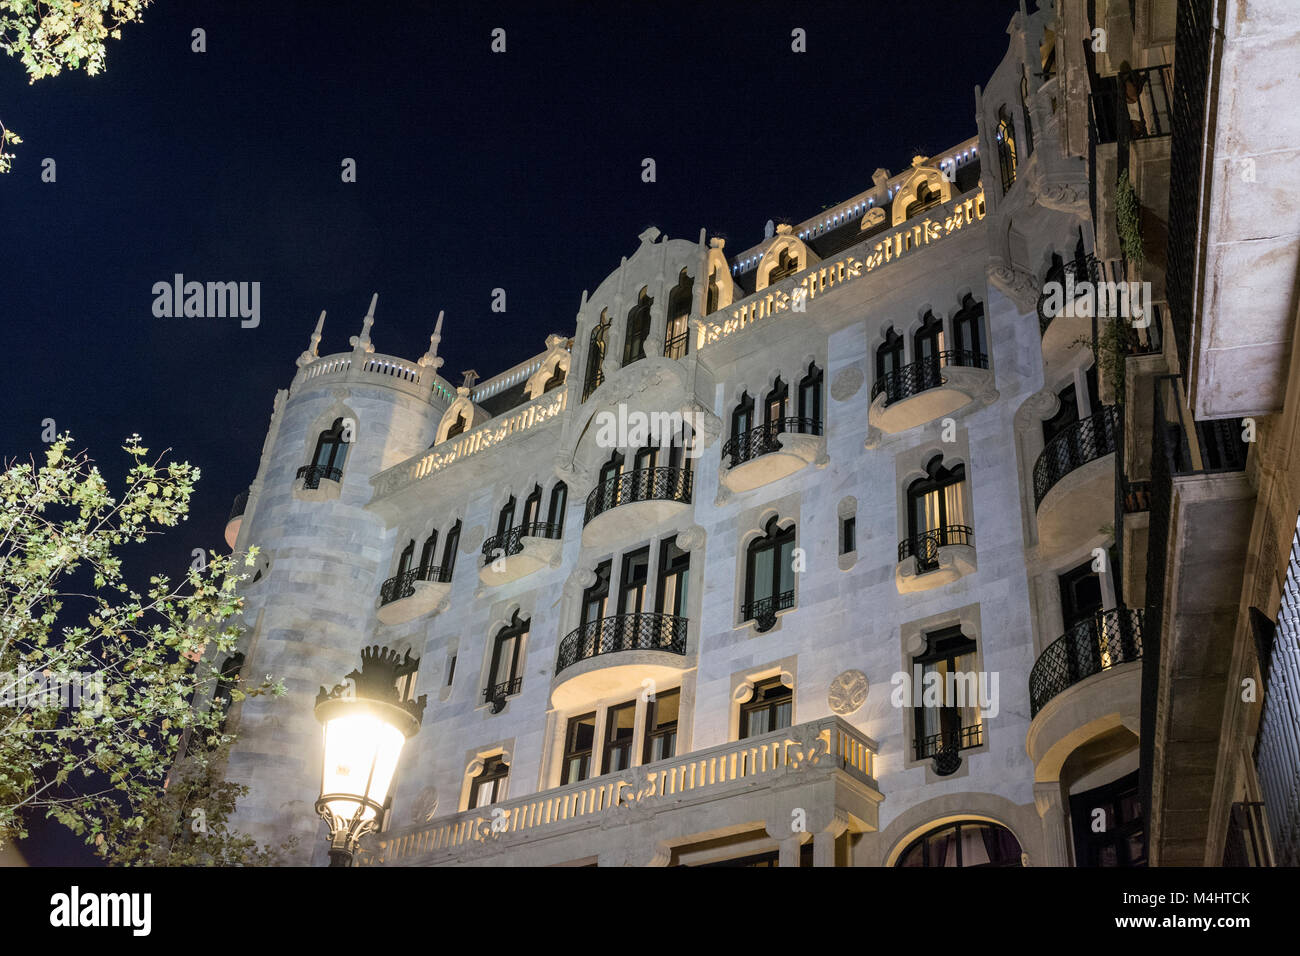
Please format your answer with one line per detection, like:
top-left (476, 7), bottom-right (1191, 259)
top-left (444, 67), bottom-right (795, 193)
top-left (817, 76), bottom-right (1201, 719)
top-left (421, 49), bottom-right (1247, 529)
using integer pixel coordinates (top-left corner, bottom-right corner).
top-left (767, 248), bottom-right (800, 284)
top-left (622, 288), bottom-right (653, 366)
top-left (445, 413), bottom-right (467, 439)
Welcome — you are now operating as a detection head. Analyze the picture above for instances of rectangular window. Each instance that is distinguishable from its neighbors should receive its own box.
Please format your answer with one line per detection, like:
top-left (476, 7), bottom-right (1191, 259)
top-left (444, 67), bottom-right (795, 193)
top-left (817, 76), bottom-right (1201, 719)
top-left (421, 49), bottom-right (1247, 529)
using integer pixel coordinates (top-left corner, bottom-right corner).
top-left (913, 628), bottom-right (982, 760)
top-left (619, 547), bottom-right (650, 615)
top-left (655, 536), bottom-right (690, 618)
top-left (841, 516), bottom-right (856, 554)
top-left (562, 713), bottom-right (596, 784)
top-left (469, 755), bottom-right (509, 810)
top-left (740, 677), bottom-right (792, 739)
top-left (602, 701), bottom-right (636, 774)
top-left (644, 688), bottom-right (680, 763)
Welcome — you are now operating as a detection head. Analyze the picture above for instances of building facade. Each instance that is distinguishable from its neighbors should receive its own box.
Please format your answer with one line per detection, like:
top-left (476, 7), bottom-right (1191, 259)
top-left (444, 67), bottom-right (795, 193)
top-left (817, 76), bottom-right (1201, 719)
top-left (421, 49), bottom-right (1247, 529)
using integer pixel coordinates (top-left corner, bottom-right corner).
top-left (217, 0), bottom-right (1297, 867)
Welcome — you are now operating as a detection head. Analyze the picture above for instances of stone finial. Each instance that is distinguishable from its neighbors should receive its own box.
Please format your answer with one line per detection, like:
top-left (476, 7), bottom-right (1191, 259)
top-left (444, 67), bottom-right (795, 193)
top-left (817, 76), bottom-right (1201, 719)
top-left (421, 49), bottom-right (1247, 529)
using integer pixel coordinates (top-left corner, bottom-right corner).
top-left (461, 369), bottom-right (479, 389)
top-left (775, 223), bottom-right (793, 236)
top-left (295, 310), bottom-right (326, 368)
top-left (349, 293), bottom-right (377, 353)
top-left (764, 219), bottom-right (774, 239)
top-left (912, 154), bottom-right (930, 167)
top-left (638, 226), bottom-right (661, 245)
top-left (544, 333), bottom-right (565, 350)
top-left (872, 168), bottom-right (891, 188)
top-left (418, 310), bottom-right (445, 369)
top-left (710, 237), bottom-right (725, 249)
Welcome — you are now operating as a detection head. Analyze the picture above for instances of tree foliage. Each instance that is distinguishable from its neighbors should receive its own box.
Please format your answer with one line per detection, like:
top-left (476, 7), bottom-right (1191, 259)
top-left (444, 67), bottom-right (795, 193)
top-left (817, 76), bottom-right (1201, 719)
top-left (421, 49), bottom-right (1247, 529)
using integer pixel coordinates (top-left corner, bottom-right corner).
top-left (0, 0), bottom-right (154, 172)
top-left (0, 434), bottom-right (285, 864)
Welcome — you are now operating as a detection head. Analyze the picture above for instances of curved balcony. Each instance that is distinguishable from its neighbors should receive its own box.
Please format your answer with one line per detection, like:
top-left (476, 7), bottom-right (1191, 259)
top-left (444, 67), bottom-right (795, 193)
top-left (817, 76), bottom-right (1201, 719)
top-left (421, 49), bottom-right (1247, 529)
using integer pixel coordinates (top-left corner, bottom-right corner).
top-left (1033, 406), bottom-right (1118, 554)
top-left (294, 464), bottom-right (342, 502)
top-left (479, 521), bottom-right (563, 586)
top-left (720, 418), bottom-right (824, 494)
top-left (552, 612), bottom-right (689, 710)
top-left (1038, 255), bottom-right (1101, 369)
top-left (581, 466), bottom-right (692, 550)
top-left (868, 350), bottom-right (993, 435)
top-left (225, 490), bottom-right (248, 549)
top-left (1029, 607), bottom-right (1143, 717)
top-left (376, 565), bottom-right (452, 626)
top-left (895, 525), bottom-right (976, 593)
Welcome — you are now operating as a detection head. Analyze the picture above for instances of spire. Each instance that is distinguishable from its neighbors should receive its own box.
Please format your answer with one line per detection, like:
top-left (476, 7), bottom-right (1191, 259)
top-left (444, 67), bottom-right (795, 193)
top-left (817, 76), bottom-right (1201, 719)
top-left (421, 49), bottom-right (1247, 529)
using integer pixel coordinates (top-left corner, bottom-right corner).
top-left (295, 310), bottom-right (326, 368)
top-left (418, 310), bottom-right (445, 370)
top-left (349, 293), bottom-right (377, 353)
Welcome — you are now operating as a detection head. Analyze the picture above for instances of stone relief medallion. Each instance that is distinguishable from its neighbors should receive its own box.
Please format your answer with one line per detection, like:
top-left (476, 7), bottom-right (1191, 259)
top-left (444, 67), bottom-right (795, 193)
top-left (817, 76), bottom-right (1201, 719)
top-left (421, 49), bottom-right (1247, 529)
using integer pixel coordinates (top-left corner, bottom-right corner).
top-left (412, 786), bottom-right (439, 823)
top-left (828, 669), bottom-right (869, 716)
top-left (830, 365), bottom-right (865, 402)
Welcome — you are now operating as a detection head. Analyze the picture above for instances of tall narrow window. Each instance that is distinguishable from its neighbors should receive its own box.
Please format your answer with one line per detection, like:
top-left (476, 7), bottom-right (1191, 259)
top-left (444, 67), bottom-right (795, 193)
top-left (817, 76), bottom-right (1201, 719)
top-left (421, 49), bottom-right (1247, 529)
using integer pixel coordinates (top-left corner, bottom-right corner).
top-left (547, 481), bottom-right (568, 536)
top-left (797, 362), bottom-right (823, 433)
top-left (731, 392), bottom-right (754, 441)
top-left (418, 531), bottom-right (439, 576)
top-left (495, 495), bottom-right (516, 544)
top-left (953, 295), bottom-right (985, 359)
top-left (311, 418), bottom-right (349, 476)
top-left (743, 517), bottom-right (796, 631)
top-left (841, 516), bottom-right (857, 555)
top-left (913, 628), bottom-right (982, 774)
top-left (706, 269), bottom-right (720, 315)
top-left (582, 561), bottom-right (611, 626)
top-left (542, 362), bottom-right (566, 393)
top-left (619, 547), bottom-right (650, 615)
top-left (656, 536), bottom-right (690, 618)
top-left (996, 105), bottom-right (1018, 194)
top-left (485, 609), bottom-right (528, 705)
top-left (1020, 70), bottom-right (1036, 157)
top-left (583, 309), bottom-right (610, 401)
top-left (468, 755), bottom-right (509, 809)
top-left (915, 311), bottom-right (945, 368)
top-left (395, 540), bottom-right (415, 580)
top-left (210, 653), bottom-right (245, 737)
top-left (561, 713), bottom-right (597, 784)
top-left (444, 413), bottom-right (467, 439)
top-left (1059, 559), bottom-right (1104, 628)
top-left (906, 456), bottom-right (969, 571)
top-left (876, 327), bottom-right (905, 397)
top-left (644, 688), bottom-right (680, 763)
top-left (764, 377), bottom-right (788, 428)
top-left (664, 268), bottom-right (693, 359)
top-left (441, 520), bottom-right (461, 577)
top-left (740, 677), bottom-right (792, 739)
top-left (622, 288), bottom-right (653, 366)
top-left (522, 484), bottom-right (542, 528)
top-left (602, 701), bottom-right (637, 773)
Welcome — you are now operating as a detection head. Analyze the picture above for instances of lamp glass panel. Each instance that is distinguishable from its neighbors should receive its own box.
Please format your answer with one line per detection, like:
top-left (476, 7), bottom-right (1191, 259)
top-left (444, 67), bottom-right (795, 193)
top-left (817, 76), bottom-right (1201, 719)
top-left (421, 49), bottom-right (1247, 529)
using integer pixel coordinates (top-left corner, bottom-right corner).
top-left (320, 712), bottom-right (406, 823)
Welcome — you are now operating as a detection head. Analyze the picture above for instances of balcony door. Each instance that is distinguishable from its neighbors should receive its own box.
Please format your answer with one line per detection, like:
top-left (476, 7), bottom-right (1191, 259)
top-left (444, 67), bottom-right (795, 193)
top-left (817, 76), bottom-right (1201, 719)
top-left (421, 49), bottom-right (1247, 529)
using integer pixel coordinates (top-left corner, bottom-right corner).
top-left (1070, 771), bottom-right (1146, 866)
top-left (913, 628), bottom-right (981, 766)
top-left (602, 701), bottom-right (637, 774)
top-left (907, 457), bottom-right (968, 565)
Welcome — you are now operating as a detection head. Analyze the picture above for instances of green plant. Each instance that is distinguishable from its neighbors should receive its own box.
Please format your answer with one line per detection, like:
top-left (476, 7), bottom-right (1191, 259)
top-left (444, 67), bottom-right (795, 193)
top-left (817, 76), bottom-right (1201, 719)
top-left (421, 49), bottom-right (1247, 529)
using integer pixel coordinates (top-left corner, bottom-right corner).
top-left (1115, 169), bottom-right (1144, 263)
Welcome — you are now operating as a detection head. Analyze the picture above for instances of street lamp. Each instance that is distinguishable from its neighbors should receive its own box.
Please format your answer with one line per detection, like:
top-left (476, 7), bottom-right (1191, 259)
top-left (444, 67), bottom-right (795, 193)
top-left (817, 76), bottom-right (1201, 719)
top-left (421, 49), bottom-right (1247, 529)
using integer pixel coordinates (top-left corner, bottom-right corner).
top-left (314, 645), bottom-right (426, 867)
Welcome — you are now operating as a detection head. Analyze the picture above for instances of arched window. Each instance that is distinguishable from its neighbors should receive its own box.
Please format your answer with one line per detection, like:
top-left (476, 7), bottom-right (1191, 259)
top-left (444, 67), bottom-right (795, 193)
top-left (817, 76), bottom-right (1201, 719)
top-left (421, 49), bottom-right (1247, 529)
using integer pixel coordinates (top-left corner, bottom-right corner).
top-left (522, 483), bottom-right (542, 528)
top-left (441, 520), bottom-right (461, 577)
top-left (1020, 70), bottom-right (1036, 157)
top-left (767, 247), bottom-right (800, 284)
top-left (996, 106), bottom-right (1018, 194)
top-left (877, 326), bottom-right (904, 381)
top-left (622, 288), bottom-right (653, 366)
top-left (495, 495), bottom-right (516, 544)
top-left (582, 309), bottom-right (610, 401)
top-left (309, 418), bottom-right (349, 481)
top-left (915, 311), bottom-right (945, 365)
top-left (582, 560), bottom-right (611, 626)
top-left (664, 268), bottom-right (693, 359)
top-left (743, 517), bottom-right (796, 632)
top-left (907, 456), bottom-right (969, 571)
top-left (953, 295), bottom-right (985, 359)
top-left (395, 539), bottom-right (416, 579)
top-left (484, 609), bottom-right (529, 708)
top-left (468, 755), bottom-right (509, 809)
top-left (542, 362), bottom-right (565, 393)
top-left (706, 269), bottom-right (720, 315)
top-left (547, 481), bottom-right (568, 536)
top-left (905, 180), bottom-right (942, 220)
top-left (444, 412), bottom-right (467, 439)
top-left (911, 627), bottom-right (982, 774)
top-left (418, 530), bottom-right (439, 577)
top-left (797, 362), bottom-right (823, 434)
top-left (895, 820), bottom-right (1022, 867)
top-left (764, 377), bottom-right (788, 430)
top-left (731, 392), bottom-right (754, 441)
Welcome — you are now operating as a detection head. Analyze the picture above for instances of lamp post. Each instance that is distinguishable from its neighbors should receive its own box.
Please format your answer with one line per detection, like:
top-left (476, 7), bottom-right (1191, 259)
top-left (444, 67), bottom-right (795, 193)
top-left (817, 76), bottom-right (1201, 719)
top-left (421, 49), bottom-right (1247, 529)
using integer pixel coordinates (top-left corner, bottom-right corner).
top-left (314, 645), bottom-right (426, 867)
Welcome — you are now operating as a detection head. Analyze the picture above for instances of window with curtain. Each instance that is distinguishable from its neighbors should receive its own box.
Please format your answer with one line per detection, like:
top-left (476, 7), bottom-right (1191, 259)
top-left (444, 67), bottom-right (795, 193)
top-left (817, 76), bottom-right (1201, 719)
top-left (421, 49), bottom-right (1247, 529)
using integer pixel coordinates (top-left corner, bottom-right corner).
top-left (656, 536), bottom-right (690, 618)
top-left (561, 713), bottom-right (597, 784)
top-left (764, 377), bottom-right (788, 427)
top-left (895, 821), bottom-right (1022, 867)
top-left (740, 677), bottom-right (792, 739)
top-left (744, 517), bottom-right (796, 629)
top-left (912, 628), bottom-right (982, 770)
top-left (582, 560), bottom-right (611, 626)
top-left (643, 688), bottom-right (680, 763)
top-left (622, 288), bottom-right (653, 366)
top-left (603, 701), bottom-right (637, 774)
top-left (619, 547), bottom-right (650, 615)
top-left (664, 268), bottom-right (693, 359)
top-left (468, 755), bottom-right (509, 809)
top-left (906, 456), bottom-right (969, 568)
top-left (486, 610), bottom-right (528, 701)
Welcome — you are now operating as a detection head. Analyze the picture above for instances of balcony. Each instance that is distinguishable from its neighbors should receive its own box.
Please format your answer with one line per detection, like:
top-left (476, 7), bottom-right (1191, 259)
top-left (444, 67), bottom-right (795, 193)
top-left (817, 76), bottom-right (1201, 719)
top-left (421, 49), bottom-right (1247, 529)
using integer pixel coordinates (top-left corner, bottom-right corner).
top-left (376, 565), bottom-right (452, 626)
top-left (479, 521), bottom-right (563, 586)
top-left (356, 715), bottom-right (882, 867)
top-left (224, 490), bottom-right (247, 549)
top-left (1033, 406), bottom-right (1119, 555)
top-left (741, 589), bottom-right (795, 633)
top-left (482, 676), bottom-right (523, 713)
top-left (1037, 254), bottom-right (1101, 368)
top-left (1029, 607), bottom-right (1143, 718)
top-left (582, 466), bottom-right (692, 551)
top-left (720, 418), bottom-right (824, 494)
top-left (552, 612), bottom-right (688, 710)
top-left (915, 723), bottom-right (983, 777)
top-left (895, 525), bottom-right (976, 593)
top-left (1089, 65), bottom-right (1173, 147)
top-left (294, 464), bottom-right (342, 502)
top-left (868, 350), bottom-right (992, 435)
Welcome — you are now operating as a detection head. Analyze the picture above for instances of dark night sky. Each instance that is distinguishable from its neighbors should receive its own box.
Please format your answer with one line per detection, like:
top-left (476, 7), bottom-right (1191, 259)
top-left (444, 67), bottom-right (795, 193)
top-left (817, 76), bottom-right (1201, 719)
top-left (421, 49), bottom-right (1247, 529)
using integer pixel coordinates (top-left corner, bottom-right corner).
top-left (1, 0), bottom-right (1018, 864)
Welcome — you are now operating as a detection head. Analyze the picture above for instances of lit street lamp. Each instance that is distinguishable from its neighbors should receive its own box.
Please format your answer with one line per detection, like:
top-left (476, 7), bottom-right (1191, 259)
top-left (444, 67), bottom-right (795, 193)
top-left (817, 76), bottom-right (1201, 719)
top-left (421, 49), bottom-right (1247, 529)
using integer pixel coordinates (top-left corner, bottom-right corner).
top-left (314, 645), bottom-right (426, 867)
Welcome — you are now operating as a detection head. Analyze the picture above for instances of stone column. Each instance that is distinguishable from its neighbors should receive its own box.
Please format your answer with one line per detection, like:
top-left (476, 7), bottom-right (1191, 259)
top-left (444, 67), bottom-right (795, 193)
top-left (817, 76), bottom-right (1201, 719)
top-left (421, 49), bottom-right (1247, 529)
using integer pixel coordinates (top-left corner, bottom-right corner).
top-left (1034, 779), bottom-right (1073, 866)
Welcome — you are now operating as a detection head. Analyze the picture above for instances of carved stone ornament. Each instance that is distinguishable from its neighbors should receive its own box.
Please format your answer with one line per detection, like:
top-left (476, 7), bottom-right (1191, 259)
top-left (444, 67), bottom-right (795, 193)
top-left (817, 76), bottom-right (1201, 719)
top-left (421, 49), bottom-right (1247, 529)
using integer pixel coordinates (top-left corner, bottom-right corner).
top-left (828, 669), bottom-right (869, 716)
top-left (412, 787), bottom-right (439, 823)
top-left (830, 365), bottom-right (865, 402)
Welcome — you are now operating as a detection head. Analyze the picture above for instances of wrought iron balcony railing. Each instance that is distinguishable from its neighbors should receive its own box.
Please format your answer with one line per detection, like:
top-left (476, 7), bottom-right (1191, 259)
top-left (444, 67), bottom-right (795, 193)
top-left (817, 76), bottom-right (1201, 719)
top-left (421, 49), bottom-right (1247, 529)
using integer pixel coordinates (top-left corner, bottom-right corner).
top-left (481, 521), bottom-right (562, 566)
top-left (1088, 64), bottom-right (1174, 146)
top-left (556, 612), bottom-right (688, 674)
top-left (482, 676), bottom-right (523, 706)
top-left (379, 564), bottom-right (452, 605)
top-left (721, 417), bottom-right (823, 469)
top-left (914, 724), bottom-right (984, 776)
top-left (741, 589), bottom-right (796, 633)
top-left (1029, 606), bottom-right (1144, 717)
top-left (1032, 405), bottom-right (1120, 508)
top-left (870, 350), bottom-right (988, 407)
top-left (296, 464), bottom-right (342, 489)
top-left (583, 466), bottom-right (692, 525)
top-left (897, 525), bottom-right (974, 574)
top-left (663, 329), bottom-right (689, 360)
top-left (1037, 253), bottom-right (1101, 336)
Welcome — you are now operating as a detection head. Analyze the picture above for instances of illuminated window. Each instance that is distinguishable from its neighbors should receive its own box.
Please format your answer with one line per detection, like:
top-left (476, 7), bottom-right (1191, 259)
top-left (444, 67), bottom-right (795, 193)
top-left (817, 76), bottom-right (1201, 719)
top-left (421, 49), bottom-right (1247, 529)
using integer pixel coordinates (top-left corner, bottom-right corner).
top-left (643, 688), bottom-right (680, 763)
top-left (740, 677), bottom-right (792, 739)
top-left (895, 821), bottom-right (1022, 867)
top-left (911, 627), bottom-right (982, 773)
top-left (906, 456), bottom-right (969, 572)
top-left (767, 247), bottom-right (800, 283)
top-left (602, 700), bottom-right (637, 773)
top-left (996, 106), bottom-right (1017, 194)
top-left (665, 268), bottom-right (693, 359)
top-left (743, 517), bottom-right (796, 631)
top-left (468, 755), bottom-right (509, 809)
top-left (561, 712), bottom-right (596, 784)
